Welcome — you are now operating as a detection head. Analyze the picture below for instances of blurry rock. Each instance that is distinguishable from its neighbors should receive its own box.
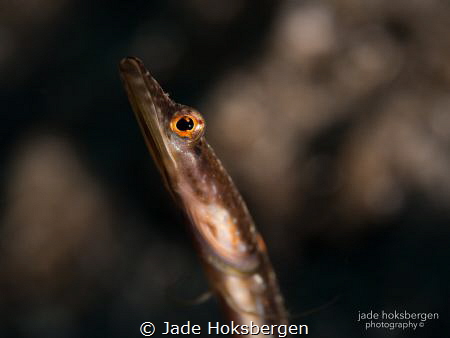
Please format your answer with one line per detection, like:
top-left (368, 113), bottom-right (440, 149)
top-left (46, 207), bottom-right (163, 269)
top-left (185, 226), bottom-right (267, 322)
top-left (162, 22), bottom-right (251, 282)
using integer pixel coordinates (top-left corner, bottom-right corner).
top-left (182, 0), bottom-right (246, 25)
top-left (204, 0), bottom-right (450, 252)
top-left (0, 0), bottom-right (71, 86)
top-left (338, 92), bottom-right (450, 223)
top-left (1, 133), bottom-right (118, 308)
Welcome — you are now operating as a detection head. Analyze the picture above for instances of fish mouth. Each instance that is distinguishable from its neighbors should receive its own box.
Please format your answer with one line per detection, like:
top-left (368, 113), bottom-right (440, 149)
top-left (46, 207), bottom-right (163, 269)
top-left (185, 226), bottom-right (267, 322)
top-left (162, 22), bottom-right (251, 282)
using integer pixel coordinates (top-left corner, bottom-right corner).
top-left (119, 57), bottom-right (177, 185)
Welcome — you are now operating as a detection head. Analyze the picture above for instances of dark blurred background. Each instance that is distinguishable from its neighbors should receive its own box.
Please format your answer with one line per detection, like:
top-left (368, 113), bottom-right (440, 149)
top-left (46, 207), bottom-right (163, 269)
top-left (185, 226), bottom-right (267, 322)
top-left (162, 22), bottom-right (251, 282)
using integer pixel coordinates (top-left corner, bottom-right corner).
top-left (0, 0), bottom-right (449, 337)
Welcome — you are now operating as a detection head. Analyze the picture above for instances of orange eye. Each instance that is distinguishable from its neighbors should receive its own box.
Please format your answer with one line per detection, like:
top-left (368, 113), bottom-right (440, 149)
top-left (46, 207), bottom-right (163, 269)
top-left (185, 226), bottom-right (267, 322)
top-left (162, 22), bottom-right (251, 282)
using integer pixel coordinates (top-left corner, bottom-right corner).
top-left (170, 111), bottom-right (205, 140)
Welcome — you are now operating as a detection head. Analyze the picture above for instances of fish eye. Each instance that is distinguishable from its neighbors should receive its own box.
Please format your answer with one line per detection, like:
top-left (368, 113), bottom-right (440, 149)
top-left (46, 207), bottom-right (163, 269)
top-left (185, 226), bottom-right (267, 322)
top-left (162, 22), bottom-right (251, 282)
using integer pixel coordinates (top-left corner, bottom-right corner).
top-left (176, 116), bottom-right (194, 131)
top-left (170, 110), bottom-right (205, 140)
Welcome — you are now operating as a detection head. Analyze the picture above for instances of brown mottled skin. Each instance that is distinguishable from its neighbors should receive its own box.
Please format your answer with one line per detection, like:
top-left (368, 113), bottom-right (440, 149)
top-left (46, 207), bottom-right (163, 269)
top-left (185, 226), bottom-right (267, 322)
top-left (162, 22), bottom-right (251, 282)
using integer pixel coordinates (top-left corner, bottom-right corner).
top-left (120, 57), bottom-right (288, 335)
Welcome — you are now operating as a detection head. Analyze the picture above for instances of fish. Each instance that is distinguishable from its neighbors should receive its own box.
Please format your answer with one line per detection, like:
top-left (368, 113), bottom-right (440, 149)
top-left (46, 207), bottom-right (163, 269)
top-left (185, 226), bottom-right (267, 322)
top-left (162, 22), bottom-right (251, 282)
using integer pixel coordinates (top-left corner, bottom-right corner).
top-left (119, 57), bottom-right (288, 336)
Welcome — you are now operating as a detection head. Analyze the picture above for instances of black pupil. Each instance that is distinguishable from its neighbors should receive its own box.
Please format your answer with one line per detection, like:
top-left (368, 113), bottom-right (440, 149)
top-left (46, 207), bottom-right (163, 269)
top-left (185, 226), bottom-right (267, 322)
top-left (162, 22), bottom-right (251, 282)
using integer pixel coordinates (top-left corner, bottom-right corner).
top-left (176, 117), bottom-right (194, 131)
